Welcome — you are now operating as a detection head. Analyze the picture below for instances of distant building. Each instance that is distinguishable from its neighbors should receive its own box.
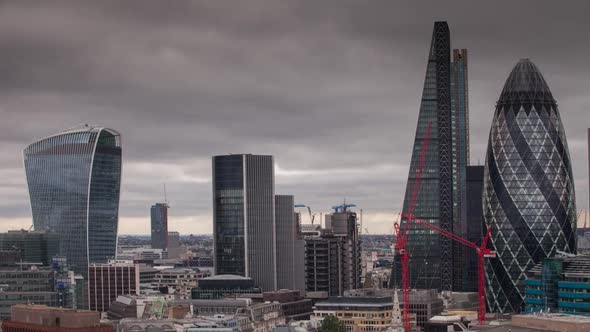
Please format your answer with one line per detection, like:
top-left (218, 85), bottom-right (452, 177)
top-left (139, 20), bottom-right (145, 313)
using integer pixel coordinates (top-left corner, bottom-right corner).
top-left (305, 209), bottom-right (361, 296)
top-left (191, 275), bottom-right (261, 300)
top-left (524, 255), bottom-right (590, 316)
top-left (23, 126), bottom-right (122, 278)
top-left (88, 262), bottom-right (140, 312)
top-left (212, 154), bottom-right (277, 291)
top-left (167, 231), bottom-right (183, 258)
top-left (2, 304), bottom-right (113, 332)
top-left (0, 230), bottom-right (60, 267)
top-left (155, 268), bottom-right (209, 299)
top-left (151, 203), bottom-right (169, 250)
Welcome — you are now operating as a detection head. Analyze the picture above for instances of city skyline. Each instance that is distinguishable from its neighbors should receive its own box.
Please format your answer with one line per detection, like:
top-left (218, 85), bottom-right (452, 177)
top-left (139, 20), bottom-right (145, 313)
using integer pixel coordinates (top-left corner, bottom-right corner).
top-left (1, 0), bottom-right (589, 235)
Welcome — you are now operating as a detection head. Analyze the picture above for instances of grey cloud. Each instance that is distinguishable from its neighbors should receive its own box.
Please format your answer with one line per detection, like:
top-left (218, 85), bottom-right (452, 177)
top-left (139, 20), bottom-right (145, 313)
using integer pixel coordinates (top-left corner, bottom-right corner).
top-left (0, 0), bottom-right (588, 233)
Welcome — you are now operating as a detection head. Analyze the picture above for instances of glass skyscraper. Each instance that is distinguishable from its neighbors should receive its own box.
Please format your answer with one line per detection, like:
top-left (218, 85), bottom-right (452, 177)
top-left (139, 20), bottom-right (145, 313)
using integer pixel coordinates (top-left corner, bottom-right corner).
top-left (151, 203), bottom-right (169, 250)
top-left (212, 154), bottom-right (277, 291)
top-left (395, 21), bottom-right (455, 291)
top-left (483, 59), bottom-right (577, 313)
top-left (23, 125), bottom-right (122, 277)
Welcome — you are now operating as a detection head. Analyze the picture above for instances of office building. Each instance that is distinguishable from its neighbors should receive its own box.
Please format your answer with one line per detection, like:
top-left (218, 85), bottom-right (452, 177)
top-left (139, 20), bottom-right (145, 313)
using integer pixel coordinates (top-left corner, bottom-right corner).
top-left (313, 296), bottom-right (395, 332)
top-left (275, 195), bottom-right (305, 292)
top-left (191, 275), bottom-right (262, 300)
top-left (2, 304), bottom-right (113, 332)
top-left (524, 255), bottom-right (590, 316)
top-left (23, 125), bottom-right (122, 277)
top-left (0, 230), bottom-right (60, 266)
top-left (344, 288), bottom-right (444, 329)
top-left (464, 166), bottom-right (484, 292)
top-left (212, 154), bottom-right (276, 291)
top-left (88, 262), bottom-right (140, 312)
top-left (395, 21), bottom-right (455, 291)
top-left (483, 59), bottom-right (578, 313)
top-left (151, 203), bottom-right (169, 250)
top-left (0, 268), bottom-right (58, 320)
top-left (263, 290), bottom-right (313, 322)
top-left (451, 48), bottom-right (470, 292)
top-left (304, 208), bottom-right (361, 296)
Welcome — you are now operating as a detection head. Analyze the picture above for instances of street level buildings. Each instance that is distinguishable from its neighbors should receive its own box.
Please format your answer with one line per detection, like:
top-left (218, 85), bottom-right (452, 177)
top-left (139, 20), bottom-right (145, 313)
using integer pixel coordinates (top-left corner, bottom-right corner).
top-left (483, 59), bottom-right (578, 313)
top-left (212, 154), bottom-right (277, 291)
top-left (23, 125), bottom-right (122, 277)
top-left (151, 203), bottom-right (169, 250)
top-left (2, 304), bottom-right (113, 332)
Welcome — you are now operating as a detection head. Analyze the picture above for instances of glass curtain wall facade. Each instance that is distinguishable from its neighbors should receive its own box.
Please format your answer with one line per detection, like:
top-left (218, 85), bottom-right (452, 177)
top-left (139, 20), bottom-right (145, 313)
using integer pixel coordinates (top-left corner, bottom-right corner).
top-left (213, 154), bottom-right (277, 291)
top-left (151, 203), bottom-right (169, 250)
top-left (451, 49), bottom-right (470, 291)
top-left (395, 21), bottom-right (453, 291)
top-left (483, 59), bottom-right (577, 313)
top-left (23, 126), bottom-right (122, 277)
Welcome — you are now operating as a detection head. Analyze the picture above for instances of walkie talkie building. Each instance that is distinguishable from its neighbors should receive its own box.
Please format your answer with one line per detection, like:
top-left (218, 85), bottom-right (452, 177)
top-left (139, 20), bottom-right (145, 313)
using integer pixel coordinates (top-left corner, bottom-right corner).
top-left (23, 126), bottom-right (122, 277)
top-left (483, 59), bottom-right (577, 313)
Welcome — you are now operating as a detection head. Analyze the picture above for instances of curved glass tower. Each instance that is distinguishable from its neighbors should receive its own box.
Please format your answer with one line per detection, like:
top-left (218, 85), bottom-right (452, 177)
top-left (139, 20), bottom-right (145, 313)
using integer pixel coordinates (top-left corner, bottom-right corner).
top-left (483, 59), bottom-right (577, 313)
top-left (24, 126), bottom-right (122, 276)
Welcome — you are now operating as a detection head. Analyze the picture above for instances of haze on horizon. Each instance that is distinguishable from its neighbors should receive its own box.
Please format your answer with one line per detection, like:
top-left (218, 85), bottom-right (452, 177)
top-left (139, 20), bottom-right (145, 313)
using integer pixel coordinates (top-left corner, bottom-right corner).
top-left (1, 0), bottom-right (589, 235)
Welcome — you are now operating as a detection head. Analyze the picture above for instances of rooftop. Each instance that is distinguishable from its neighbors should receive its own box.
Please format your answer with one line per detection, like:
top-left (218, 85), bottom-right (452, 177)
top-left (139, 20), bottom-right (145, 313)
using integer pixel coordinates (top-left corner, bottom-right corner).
top-left (203, 274), bottom-right (252, 281)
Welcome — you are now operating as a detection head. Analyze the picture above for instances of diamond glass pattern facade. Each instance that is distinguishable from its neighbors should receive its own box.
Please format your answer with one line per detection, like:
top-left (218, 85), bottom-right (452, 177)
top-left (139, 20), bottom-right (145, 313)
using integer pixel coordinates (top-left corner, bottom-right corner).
top-left (23, 126), bottom-right (122, 277)
top-left (483, 59), bottom-right (577, 313)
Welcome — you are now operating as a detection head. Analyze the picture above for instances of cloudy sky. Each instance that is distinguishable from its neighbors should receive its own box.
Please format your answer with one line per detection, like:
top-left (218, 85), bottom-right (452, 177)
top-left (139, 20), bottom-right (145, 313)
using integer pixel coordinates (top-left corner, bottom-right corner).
top-left (1, 0), bottom-right (589, 235)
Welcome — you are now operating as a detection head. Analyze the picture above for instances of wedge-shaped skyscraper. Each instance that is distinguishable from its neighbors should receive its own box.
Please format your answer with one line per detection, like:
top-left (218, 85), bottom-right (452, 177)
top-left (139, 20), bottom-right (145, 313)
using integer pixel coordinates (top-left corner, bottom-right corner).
top-left (24, 126), bottom-right (122, 277)
top-left (483, 59), bottom-right (577, 313)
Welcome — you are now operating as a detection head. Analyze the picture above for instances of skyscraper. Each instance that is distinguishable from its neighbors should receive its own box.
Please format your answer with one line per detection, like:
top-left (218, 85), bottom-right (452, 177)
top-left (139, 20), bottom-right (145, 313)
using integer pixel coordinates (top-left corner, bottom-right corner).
top-left (150, 203), bottom-right (169, 250)
top-left (483, 59), bottom-right (577, 313)
top-left (275, 195), bottom-right (304, 291)
top-left (451, 49), bottom-right (470, 291)
top-left (396, 21), bottom-right (454, 291)
top-left (212, 154), bottom-right (276, 291)
top-left (464, 165), bottom-right (484, 292)
top-left (23, 126), bottom-right (122, 277)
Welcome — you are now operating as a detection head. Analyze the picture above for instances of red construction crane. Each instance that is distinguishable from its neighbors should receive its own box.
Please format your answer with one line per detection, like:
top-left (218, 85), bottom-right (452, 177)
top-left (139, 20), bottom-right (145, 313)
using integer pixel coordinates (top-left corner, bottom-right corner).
top-left (398, 214), bottom-right (495, 325)
top-left (394, 123), bottom-right (432, 332)
top-left (393, 121), bottom-right (496, 330)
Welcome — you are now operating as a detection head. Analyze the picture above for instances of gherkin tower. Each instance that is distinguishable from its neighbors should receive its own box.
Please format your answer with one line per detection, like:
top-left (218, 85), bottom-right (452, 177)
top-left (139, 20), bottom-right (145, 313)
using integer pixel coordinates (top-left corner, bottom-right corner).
top-left (483, 59), bottom-right (577, 313)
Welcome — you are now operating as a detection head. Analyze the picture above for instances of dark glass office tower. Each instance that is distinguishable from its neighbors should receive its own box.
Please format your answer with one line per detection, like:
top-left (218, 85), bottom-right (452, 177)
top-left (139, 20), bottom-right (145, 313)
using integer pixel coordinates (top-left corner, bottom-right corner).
top-left (23, 126), bottom-right (122, 277)
top-left (483, 59), bottom-right (577, 313)
top-left (396, 21), bottom-right (453, 291)
top-left (464, 166), bottom-right (484, 292)
top-left (212, 154), bottom-right (276, 291)
top-left (151, 203), bottom-right (169, 250)
top-left (451, 49), bottom-right (470, 291)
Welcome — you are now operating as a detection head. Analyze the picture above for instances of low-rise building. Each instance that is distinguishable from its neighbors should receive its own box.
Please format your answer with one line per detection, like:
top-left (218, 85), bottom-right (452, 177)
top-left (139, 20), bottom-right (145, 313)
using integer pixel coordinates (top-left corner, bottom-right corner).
top-left (156, 268), bottom-right (209, 299)
top-left (313, 296), bottom-right (395, 332)
top-left (2, 304), bottom-right (113, 332)
top-left (88, 262), bottom-right (140, 312)
top-left (525, 255), bottom-right (590, 316)
top-left (263, 290), bottom-right (312, 322)
top-left (192, 275), bottom-right (262, 300)
top-left (511, 313), bottom-right (590, 332)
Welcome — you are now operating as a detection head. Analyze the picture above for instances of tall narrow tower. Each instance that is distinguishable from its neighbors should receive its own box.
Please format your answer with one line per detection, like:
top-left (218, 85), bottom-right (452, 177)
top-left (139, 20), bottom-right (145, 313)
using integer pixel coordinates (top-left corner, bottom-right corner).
top-left (395, 21), bottom-right (453, 291)
top-left (212, 154), bottom-right (277, 291)
top-left (483, 59), bottom-right (577, 313)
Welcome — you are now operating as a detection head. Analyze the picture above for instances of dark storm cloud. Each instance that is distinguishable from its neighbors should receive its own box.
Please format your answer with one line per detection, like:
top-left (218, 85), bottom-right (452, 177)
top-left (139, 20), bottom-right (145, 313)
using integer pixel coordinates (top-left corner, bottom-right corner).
top-left (1, 0), bottom-right (589, 233)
